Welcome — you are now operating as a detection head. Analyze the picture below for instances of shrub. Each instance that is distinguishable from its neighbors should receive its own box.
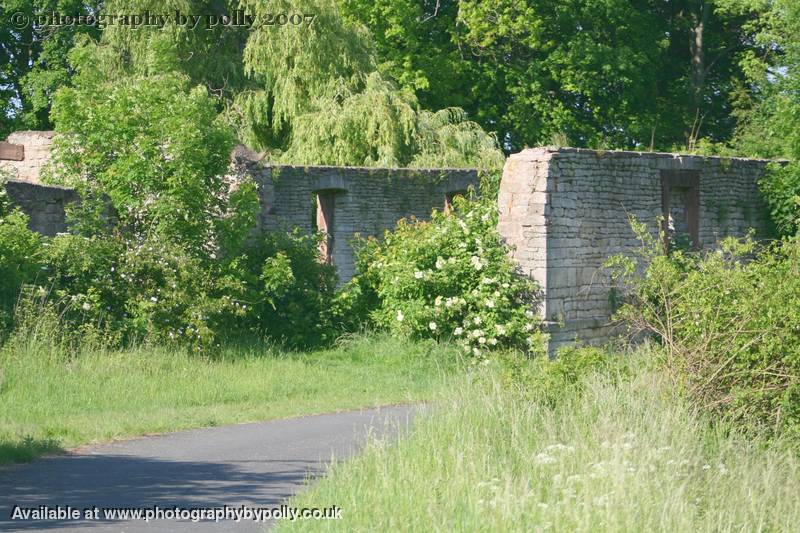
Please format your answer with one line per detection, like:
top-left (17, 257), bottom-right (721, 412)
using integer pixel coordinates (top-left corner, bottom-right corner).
top-left (607, 218), bottom-right (800, 439)
top-left (0, 176), bottom-right (43, 333)
top-left (0, 211), bottom-right (42, 333)
top-left (26, 230), bottom-right (336, 351)
top-left (760, 161), bottom-right (800, 237)
top-left (227, 231), bottom-right (338, 348)
top-left (350, 196), bottom-right (546, 357)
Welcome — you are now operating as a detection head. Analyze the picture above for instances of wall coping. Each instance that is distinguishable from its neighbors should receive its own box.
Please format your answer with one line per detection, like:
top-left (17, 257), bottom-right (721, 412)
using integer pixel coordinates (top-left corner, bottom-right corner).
top-left (512, 146), bottom-right (787, 165)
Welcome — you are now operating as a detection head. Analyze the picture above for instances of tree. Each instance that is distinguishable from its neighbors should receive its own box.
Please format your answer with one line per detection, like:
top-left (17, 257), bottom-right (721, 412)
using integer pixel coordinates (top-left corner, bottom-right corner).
top-left (50, 66), bottom-right (258, 258)
top-left (340, 0), bottom-right (769, 151)
top-left (0, 0), bottom-right (101, 137)
top-left (731, 0), bottom-right (800, 235)
top-left (58, 0), bottom-right (502, 169)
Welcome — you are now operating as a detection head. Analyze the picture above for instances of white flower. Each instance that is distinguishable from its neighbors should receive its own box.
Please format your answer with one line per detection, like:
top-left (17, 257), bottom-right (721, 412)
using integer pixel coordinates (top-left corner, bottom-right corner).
top-left (544, 443), bottom-right (576, 454)
top-left (414, 271), bottom-right (424, 279)
top-left (470, 256), bottom-right (483, 270)
top-left (445, 298), bottom-right (454, 308)
top-left (478, 337), bottom-right (486, 344)
top-left (524, 323), bottom-right (534, 332)
top-left (429, 322), bottom-right (437, 331)
top-left (481, 212), bottom-right (490, 222)
top-left (495, 324), bottom-right (506, 335)
top-left (485, 299), bottom-right (495, 308)
top-left (150, 296), bottom-right (158, 303)
top-left (472, 347), bottom-right (481, 356)
top-left (473, 316), bottom-right (482, 325)
top-left (525, 310), bottom-right (535, 318)
top-left (454, 327), bottom-right (464, 336)
top-left (534, 453), bottom-right (557, 465)
top-left (435, 257), bottom-right (445, 269)
top-left (472, 329), bottom-right (483, 338)
top-left (396, 310), bottom-right (404, 322)
top-left (81, 302), bottom-right (91, 311)
top-left (435, 296), bottom-right (443, 306)
top-left (489, 338), bottom-right (498, 345)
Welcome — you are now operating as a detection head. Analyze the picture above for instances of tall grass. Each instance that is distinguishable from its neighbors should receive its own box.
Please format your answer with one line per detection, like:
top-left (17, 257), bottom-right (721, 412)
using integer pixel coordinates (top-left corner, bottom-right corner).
top-left (0, 328), bottom-right (460, 464)
top-left (281, 351), bottom-right (800, 532)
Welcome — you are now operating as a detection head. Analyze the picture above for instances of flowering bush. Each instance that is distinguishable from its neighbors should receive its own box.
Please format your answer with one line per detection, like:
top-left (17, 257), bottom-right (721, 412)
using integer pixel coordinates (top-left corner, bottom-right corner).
top-left (352, 196), bottom-right (546, 357)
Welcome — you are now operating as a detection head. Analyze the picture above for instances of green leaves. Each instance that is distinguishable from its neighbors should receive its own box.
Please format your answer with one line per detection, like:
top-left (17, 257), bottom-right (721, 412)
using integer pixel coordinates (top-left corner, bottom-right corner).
top-left (611, 229), bottom-right (800, 439)
top-left (50, 69), bottom-right (258, 260)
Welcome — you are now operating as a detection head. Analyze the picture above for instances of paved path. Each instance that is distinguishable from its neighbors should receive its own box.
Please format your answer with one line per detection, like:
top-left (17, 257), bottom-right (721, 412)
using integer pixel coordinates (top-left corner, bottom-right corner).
top-left (0, 406), bottom-right (416, 532)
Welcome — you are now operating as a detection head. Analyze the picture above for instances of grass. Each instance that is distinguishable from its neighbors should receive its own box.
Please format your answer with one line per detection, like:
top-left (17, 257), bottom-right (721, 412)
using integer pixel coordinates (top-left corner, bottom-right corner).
top-left (0, 333), bottom-right (460, 465)
top-left (280, 349), bottom-right (800, 532)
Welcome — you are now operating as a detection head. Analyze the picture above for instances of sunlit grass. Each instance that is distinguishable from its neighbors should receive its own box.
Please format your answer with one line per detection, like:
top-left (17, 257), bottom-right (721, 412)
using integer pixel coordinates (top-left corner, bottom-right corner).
top-left (281, 350), bottom-right (800, 532)
top-left (0, 333), bottom-right (460, 464)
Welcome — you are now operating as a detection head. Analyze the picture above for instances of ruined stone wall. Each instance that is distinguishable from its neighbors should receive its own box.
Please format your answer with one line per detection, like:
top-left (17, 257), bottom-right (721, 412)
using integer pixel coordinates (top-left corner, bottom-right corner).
top-left (232, 153), bottom-right (478, 281)
top-left (2, 136), bottom-right (477, 282)
top-left (4, 180), bottom-right (79, 236)
top-left (0, 131), bottom-right (55, 183)
top-left (498, 147), bottom-right (772, 354)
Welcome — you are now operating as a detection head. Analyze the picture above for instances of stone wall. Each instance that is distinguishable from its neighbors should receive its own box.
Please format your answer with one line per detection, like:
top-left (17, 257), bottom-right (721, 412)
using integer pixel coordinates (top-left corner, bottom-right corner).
top-left (4, 180), bottom-right (79, 236)
top-left (0, 131), bottom-right (55, 183)
top-left (2, 138), bottom-right (478, 282)
top-left (232, 150), bottom-right (478, 282)
top-left (498, 147), bottom-right (773, 354)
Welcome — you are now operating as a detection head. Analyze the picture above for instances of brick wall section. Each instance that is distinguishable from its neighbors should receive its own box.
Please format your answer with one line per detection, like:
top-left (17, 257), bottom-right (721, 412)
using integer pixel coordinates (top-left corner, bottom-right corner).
top-left (232, 151), bottom-right (478, 282)
top-left (4, 179), bottom-right (79, 236)
top-left (498, 147), bottom-right (772, 354)
top-left (0, 131), bottom-right (55, 183)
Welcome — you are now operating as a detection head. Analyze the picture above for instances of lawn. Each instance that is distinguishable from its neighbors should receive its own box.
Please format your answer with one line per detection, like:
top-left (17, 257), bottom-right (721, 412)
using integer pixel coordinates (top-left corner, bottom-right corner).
top-left (0, 333), bottom-right (460, 464)
top-left (280, 348), bottom-right (800, 532)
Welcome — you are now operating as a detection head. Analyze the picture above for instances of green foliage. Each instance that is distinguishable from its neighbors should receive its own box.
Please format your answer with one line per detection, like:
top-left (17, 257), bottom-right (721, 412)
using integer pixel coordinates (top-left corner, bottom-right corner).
top-left (760, 162), bottom-right (800, 236)
top-left (344, 0), bottom-right (769, 151)
top-left (57, 0), bottom-right (503, 169)
top-left (26, 231), bottom-right (337, 351)
top-left (0, 211), bottom-right (42, 332)
top-left (231, 231), bottom-right (338, 348)
top-left (0, 0), bottom-right (102, 136)
top-left (609, 220), bottom-right (800, 439)
top-left (50, 69), bottom-right (258, 258)
top-left (494, 345), bottom-right (613, 405)
top-left (349, 196), bottom-right (546, 357)
top-left (730, 0), bottom-right (800, 236)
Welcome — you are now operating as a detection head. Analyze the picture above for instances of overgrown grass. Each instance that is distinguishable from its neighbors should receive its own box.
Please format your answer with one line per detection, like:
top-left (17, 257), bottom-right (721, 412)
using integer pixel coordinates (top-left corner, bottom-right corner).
top-left (281, 349), bottom-right (800, 532)
top-left (0, 333), bottom-right (460, 465)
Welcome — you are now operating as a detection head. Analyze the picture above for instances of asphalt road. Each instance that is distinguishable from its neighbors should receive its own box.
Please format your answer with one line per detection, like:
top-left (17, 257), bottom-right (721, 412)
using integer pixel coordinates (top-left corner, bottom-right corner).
top-left (0, 405), bottom-right (416, 532)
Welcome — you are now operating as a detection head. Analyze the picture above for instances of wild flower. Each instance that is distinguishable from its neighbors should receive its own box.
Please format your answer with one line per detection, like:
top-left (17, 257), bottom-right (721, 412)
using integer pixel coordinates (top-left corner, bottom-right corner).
top-left (534, 453), bottom-right (557, 465)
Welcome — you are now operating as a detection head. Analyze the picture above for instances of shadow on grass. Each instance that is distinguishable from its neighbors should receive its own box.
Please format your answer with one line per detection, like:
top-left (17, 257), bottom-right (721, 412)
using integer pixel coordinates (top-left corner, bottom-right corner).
top-left (0, 436), bottom-right (63, 465)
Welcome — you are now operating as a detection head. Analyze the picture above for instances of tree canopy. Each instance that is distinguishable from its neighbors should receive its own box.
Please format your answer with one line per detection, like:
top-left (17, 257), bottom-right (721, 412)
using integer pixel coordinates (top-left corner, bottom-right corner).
top-left (0, 0), bottom-right (795, 163)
